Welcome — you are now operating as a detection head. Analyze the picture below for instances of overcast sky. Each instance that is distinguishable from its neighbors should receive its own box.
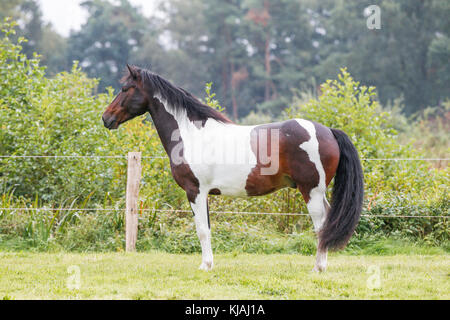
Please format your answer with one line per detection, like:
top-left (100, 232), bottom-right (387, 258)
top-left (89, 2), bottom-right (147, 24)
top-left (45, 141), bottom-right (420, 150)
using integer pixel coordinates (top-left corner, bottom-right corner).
top-left (37, 0), bottom-right (159, 37)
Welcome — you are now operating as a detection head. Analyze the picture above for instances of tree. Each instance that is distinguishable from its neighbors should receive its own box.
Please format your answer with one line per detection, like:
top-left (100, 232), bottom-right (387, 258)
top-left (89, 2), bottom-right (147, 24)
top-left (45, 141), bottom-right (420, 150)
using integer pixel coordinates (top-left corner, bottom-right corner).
top-left (310, 0), bottom-right (450, 114)
top-left (0, 0), bottom-right (24, 21)
top-left (0, 0), bottom-right (68, 75)
top-left (203, 0), bottom-right (248, 120)
top-left (157, 0), bottom-right (318, 119)
top-left (136, 0), bottom-right (212, 101)
top-left (115, 0), bottom-right (450, 117)
top-left (67, 0), bottom-right (148, 91)
top-left (241, 0), bottom-right (317, 115)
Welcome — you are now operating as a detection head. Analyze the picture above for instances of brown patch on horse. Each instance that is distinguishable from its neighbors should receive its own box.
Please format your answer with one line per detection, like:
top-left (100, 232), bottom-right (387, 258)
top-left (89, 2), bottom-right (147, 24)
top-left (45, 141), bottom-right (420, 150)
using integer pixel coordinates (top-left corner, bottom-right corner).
top-left (103, 66), bottom-right (150, 129)
top-left (171, 163), bottom-right (200, 203)
top-left (208, 188), bottom-right (221, 195)
top-left (245, 122), bottom-right (285, 196)
top-left (245, 120), bottom-right (320, 202)
top-left (281, 120), bottom-right (320, 203)
top-left (244, 120), bottom-right (339, 204)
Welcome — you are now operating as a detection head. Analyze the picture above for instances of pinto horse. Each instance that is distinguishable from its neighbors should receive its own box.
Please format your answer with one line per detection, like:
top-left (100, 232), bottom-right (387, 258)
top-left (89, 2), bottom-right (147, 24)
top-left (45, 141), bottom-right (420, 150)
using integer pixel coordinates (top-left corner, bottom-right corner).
top-left (102, 65), bottom-right (364, 272)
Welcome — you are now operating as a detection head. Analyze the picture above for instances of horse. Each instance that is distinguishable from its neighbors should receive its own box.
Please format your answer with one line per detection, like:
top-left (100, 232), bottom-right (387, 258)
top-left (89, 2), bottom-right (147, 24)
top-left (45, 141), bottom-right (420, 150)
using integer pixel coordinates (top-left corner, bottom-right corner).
top-left (102, 64), bottom-right (364, 272)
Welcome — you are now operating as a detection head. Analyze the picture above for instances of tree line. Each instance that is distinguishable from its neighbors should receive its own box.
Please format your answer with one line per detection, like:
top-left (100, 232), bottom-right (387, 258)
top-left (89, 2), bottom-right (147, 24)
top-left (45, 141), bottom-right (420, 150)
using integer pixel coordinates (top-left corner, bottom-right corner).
top-left (2, 0), bottom-right (449, 119)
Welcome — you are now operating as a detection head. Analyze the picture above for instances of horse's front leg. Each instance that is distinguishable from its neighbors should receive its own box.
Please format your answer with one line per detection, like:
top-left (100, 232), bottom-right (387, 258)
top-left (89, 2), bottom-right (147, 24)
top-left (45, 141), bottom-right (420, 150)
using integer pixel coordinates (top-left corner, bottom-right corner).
top-left (189, 191), bottom-right (213, 271)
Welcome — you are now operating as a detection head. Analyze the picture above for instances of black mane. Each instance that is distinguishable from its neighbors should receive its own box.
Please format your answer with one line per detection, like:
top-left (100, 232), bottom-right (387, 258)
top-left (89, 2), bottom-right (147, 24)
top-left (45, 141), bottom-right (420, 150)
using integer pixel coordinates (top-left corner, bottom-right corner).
top-left (133, 67), bottom-right (232, 124)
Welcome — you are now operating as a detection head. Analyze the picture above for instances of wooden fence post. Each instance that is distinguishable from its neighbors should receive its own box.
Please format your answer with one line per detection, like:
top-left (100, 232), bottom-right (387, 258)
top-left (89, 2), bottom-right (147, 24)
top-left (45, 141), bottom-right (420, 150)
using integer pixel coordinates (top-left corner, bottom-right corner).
top-left (126, 151), bottom-right (142, 252)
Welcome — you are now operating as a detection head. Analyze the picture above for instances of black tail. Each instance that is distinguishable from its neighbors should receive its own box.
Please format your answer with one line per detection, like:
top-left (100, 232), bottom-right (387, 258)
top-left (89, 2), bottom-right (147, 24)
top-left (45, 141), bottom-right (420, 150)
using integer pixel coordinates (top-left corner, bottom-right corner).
top-left (319, 128), bottom-right (364, 251)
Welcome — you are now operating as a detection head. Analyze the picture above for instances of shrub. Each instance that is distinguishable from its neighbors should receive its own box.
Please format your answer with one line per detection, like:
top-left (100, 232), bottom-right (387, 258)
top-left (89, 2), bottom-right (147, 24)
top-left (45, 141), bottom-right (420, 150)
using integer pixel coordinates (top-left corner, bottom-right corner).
top-left (0, 19), bottom-right (174, 206)
top-left (0, 19), bottom-right (447, 252)
top-left (285, 68), bottom-right (449, 243)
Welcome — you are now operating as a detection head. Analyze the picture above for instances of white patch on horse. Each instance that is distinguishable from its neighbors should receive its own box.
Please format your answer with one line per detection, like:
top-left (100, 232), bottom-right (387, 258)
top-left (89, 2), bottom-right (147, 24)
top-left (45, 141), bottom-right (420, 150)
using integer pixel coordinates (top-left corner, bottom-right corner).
top-left (296, 119), bottom-right (326, 193)
top-left (296, 119), bottom-right (328, 272)
top-left (190, 190), bottom-right (213, 270)
top-left (154, 94), bottom-right (257, 197)
top-left (296, 119), bottom-right (326, 226)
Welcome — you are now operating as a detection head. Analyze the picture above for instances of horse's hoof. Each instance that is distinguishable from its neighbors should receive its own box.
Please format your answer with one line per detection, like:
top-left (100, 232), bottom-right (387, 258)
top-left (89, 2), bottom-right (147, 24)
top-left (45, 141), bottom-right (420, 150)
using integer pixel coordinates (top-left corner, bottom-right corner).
top-left (199, 261), bottom-right (213, 271)
top-left (312, 265), bottom-right (326, 273)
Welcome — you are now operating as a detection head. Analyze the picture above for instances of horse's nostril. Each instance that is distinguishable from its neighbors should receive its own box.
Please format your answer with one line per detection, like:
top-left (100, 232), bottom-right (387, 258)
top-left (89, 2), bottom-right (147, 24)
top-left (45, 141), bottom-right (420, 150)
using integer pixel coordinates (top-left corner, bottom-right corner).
top-left (102, 114), bottom-right (117, 129)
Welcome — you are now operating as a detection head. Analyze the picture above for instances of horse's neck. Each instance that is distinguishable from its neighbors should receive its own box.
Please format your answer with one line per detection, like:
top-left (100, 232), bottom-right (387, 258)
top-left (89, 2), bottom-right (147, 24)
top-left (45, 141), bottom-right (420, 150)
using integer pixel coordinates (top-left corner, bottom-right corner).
top-left (149, 97), bottom-right (237, 160)
top-left (148, 98), bottom-right (182, 157)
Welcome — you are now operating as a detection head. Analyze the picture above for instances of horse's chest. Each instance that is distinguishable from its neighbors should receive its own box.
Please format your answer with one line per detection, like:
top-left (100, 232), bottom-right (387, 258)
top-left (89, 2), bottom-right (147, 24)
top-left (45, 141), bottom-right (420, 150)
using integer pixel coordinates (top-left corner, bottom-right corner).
top-left (179, 123), bottom-right (257, 196)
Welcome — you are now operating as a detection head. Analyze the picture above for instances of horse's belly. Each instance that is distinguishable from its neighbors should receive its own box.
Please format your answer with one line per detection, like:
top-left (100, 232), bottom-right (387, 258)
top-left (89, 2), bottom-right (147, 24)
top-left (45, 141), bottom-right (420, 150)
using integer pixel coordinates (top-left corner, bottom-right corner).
top-left (191, 163), bottom-right (255, 197)
top-left (183, 123), bottom-right (257, 197)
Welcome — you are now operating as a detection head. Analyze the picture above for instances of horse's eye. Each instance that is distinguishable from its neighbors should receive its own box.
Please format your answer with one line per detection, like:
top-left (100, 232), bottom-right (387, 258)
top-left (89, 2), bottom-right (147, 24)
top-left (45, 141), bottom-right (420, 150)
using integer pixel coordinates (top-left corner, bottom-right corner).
top-left (122, 85), bottom-right (136, 92)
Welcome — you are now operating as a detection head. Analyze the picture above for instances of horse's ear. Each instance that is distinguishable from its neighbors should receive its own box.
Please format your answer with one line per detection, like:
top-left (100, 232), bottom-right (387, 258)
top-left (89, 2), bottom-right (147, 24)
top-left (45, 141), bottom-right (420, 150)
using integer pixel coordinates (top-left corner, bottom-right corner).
top-left (127, 64), bottom-right (138, 80)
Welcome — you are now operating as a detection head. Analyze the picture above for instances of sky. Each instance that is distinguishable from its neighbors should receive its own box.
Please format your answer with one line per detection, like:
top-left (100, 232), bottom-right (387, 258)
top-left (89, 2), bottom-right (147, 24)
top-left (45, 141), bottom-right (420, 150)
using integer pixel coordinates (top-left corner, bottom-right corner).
top-left (37, 0), bottom-right (159, 37)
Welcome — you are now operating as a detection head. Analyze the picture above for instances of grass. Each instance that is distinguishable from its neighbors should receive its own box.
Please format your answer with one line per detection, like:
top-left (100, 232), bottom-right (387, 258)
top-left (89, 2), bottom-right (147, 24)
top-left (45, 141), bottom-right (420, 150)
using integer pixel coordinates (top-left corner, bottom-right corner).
top-left (0, 251), bottom-right (448, 299)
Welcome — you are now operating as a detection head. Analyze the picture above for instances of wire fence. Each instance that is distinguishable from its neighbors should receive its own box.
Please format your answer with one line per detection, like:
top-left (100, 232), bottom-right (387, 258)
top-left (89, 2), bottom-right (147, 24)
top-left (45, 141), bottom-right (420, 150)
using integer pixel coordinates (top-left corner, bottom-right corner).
top-left (0, 154), bottom-right (448, 219)
top-left (0, 207), bottom-right (447, 219)
top-left (0, 155), bottom-right (448, 161)
top-left (0, 155), bottom-right (166, 159)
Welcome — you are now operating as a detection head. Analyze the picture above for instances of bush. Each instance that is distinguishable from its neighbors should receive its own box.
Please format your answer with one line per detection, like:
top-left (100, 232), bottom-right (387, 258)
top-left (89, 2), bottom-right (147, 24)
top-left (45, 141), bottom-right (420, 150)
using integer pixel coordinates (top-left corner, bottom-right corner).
top-left (398, 102), bottom-right (450, 169)
top-left (286, 68), bottom-right (449, 243)
top-left (0, 19), bottom-right (447, 252)
top-left (0, 19), bottom-right (175, 206)
top-left (0, 19), bottom-right (300, 252)
top-left (1, 19), bottom-right (113, 201)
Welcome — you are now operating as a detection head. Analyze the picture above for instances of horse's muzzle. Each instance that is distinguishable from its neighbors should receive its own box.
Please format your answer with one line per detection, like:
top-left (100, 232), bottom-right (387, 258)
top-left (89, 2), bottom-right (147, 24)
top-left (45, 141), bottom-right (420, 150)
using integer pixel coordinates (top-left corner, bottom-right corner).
top-left (102, 114), bottom-right (118, 130)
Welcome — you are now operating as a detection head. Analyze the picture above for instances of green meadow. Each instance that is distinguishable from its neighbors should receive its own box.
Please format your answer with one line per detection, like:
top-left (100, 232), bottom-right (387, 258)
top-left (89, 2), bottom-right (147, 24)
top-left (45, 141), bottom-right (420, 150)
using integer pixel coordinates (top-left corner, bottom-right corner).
top-left (1, 251), bottom-right (448, 300)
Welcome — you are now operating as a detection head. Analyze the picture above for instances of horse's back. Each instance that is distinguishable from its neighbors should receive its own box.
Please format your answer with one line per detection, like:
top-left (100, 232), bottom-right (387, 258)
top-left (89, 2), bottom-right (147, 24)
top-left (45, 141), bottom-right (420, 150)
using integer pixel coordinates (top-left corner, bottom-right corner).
top-left (179, 118), bottom-right (339, 198)
top-left (244, 118), bottom-right (339, 197)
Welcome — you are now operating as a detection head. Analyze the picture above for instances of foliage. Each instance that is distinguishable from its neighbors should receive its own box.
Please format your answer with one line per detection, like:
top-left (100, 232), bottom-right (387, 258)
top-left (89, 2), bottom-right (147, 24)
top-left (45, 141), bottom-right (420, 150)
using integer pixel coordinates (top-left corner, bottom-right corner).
top-left (239, 110), bottom-right (275, 125)
top-left (1, 0), bottom-right (449, 117)
top-left (203, 82), bottom-right (225, 113)
top-left (0, 0), bottom-right (450, 120)
top-left (1, 19), bottom-right (112, 201)
top-left (157, 0), bottom-right (319, 118)
top-left (67, 0), bottom-right (148, 90)
top-left (286, 68), bottom-right (449, 242)
top-left (0, 19), bottom-right (171, 205)
top-left (0, 20), bottom-right (447, 254)
top-left (286, 68), bottom-right (402, 160)
top-left (398, 102), bottom-right (450, 169)
top-left (310, 0), bottom-right (450, 115)
top-left (0, 0), bottom-right (67, 75)
top-left (136, 0), bottom-right (449, 117)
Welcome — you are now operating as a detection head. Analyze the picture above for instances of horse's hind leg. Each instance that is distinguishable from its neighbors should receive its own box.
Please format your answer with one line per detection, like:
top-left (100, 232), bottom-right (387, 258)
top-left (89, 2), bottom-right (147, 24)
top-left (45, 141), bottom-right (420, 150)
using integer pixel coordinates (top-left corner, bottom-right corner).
top-left (304, 189), bottom-right (329, 272)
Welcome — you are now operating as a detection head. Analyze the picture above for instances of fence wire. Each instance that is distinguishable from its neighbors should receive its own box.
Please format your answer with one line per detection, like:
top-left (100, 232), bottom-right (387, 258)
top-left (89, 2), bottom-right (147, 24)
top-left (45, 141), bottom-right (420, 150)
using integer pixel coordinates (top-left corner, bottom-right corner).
top-left (0, 154), bottom-right (447, 219)
top-left (0, 155), bottom-right (448, 161)
top-left (0, 207), bottom-right (447, 219)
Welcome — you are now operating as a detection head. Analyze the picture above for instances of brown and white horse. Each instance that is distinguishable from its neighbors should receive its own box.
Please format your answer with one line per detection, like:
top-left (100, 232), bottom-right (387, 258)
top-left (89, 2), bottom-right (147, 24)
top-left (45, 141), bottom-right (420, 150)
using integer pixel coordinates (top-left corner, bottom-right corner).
top-left (102, 65), bottom-right (364, 272)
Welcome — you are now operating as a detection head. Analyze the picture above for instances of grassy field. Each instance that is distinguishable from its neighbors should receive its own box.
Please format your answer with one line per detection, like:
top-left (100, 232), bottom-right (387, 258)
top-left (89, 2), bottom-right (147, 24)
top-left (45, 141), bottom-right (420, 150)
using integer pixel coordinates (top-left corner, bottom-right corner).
top-left (0, 251), bottom-right (448, 300)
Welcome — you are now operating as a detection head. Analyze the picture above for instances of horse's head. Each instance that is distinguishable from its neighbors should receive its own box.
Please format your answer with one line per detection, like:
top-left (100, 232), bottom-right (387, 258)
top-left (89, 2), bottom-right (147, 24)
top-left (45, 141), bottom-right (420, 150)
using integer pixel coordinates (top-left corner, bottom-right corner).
top-left (102, 64), bottom-right (149, 129)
